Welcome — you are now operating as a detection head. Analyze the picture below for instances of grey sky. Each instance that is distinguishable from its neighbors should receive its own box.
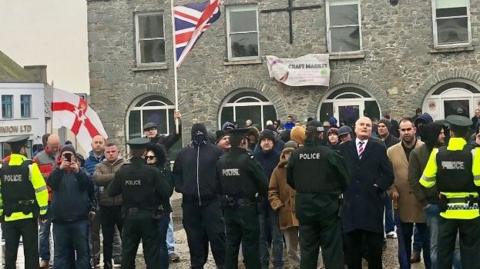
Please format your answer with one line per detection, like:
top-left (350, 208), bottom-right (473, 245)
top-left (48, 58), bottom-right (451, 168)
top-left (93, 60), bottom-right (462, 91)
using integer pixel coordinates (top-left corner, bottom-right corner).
top-left (0, 0), bottom-right (89, 93)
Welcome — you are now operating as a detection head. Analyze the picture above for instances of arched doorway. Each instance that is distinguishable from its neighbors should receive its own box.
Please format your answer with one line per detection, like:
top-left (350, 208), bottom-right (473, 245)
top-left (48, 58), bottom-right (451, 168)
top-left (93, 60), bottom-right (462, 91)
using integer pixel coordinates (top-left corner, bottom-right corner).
top-left (219, 89), bottom-right (277, 129)
top-left (318, 85), bottom-right (381, 127)
top-left (423, 80), bottom-right (480, 120)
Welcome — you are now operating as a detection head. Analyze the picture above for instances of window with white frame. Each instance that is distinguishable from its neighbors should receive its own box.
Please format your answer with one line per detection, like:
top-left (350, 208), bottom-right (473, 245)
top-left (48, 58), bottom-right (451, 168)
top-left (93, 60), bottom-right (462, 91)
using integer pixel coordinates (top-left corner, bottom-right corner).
top-left (135, 12), bottom-right (166, 65)
top-left (21, 95), bottom-right (31, 118)
top-left (1, 95), bottom-right (13, 118)
top-left (127, 96), bottom-right (176, 140)
top-left (226, 5), bottom-right (260, 61)
top-left (219, 90), bottom-right (277, 130)
top-left (327, 0), bottom-right (361, 53)
top-left (432, 0), bottom-right (471, 46)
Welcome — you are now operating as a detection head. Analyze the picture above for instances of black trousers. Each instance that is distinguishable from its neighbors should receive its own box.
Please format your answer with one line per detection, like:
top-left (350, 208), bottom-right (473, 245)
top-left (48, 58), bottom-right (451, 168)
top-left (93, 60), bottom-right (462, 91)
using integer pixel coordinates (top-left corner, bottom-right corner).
top-left (4, 218), bottom-right (39, 269)
top-left (438, 217), bottom-right (480, 269)
top-left (100, 205), bottom-right (123, 268)
top-left (299, 216), bottom-right (343, 269)
top-left (224, 205), bottom-right (261, 269)
top-left (183, 200), bottom-right (226, 269)
top-left (122, 211), bottom-right (160, 269)
top-left (344, 229), bottom-right (383, 269)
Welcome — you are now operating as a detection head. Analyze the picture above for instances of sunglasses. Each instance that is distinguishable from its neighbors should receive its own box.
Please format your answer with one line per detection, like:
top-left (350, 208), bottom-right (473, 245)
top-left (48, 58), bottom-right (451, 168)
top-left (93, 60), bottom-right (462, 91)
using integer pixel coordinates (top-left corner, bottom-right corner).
top-left (145, 155), bottom-right (156, 160)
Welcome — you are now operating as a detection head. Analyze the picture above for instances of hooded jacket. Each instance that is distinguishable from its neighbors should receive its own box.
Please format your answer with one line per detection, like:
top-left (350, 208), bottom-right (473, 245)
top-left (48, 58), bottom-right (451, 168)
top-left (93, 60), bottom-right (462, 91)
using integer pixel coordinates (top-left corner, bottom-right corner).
top-left (173, 123), bottom-right (223, 205)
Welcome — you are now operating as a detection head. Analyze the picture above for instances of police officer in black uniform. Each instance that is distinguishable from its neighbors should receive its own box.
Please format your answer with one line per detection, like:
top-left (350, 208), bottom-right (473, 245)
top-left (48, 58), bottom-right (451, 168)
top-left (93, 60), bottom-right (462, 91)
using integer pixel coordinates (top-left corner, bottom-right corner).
top-left (108, 137), bottom-right (173, 269)
top-left (216, 128), bottom-right (268, 269)
top-left (0, 135), bottom-right (49, 269)
top-left (287, 121), bottom-right (349, 269)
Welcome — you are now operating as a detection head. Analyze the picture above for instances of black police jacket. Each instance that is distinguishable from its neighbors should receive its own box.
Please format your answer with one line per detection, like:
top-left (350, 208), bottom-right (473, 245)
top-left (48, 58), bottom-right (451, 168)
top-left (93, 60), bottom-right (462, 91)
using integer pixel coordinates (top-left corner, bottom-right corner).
top-left (436, 145), bottom-right (477, 192)
top-left (216, 147), bottom-right (268, 200)
top-left (108, 157), bottom-right (173, 210)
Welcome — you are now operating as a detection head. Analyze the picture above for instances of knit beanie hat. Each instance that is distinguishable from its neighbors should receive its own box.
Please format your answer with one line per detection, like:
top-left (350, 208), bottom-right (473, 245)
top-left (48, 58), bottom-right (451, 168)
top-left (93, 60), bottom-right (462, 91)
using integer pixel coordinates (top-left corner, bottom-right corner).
top-left (259, 129), bottom-right (276, 143)
top-left (60, 145), bottom-right (76, 155)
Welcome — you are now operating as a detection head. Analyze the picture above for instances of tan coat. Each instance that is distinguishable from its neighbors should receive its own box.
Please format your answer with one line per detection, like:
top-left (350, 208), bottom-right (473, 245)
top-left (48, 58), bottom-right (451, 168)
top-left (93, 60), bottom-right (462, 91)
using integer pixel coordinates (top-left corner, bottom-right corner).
top-left (268, 148), bottom-right (299, 230)
top-left (387, 141), bottom-right (425, 223)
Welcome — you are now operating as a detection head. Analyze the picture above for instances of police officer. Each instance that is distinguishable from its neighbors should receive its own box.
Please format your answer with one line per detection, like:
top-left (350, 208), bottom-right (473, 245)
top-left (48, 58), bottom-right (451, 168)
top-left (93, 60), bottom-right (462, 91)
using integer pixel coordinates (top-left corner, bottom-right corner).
top-left (420, 115), bottom-right (480, 269)
top-left (0, 135), bottom-right (49, 269)
top-left (108, 137), bottom-right (173, 269)
top-left (216, 128), bottom-right (268, 269)
top-left (287, 121), bottom-right (349, 269)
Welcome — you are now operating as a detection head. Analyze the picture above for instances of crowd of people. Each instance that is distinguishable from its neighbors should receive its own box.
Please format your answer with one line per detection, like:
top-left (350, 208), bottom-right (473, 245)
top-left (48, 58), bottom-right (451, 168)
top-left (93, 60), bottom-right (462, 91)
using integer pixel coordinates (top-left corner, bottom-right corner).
top-left (1, 108), bottom-right (480, 269)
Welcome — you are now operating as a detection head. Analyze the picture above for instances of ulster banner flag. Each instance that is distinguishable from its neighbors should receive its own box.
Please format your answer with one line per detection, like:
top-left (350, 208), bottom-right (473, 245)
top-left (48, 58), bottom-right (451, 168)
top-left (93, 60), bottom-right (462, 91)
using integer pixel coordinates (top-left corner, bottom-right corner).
top-left (51, 88), bottom-right (108, 152)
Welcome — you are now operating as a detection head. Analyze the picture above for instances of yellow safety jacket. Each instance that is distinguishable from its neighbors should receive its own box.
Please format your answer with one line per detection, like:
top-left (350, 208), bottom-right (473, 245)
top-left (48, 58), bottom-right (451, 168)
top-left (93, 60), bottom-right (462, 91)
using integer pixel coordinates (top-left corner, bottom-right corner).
top-left (0, 154), bottom-right (48, 222)
top-left (420, 137), bottom-right (480, 219)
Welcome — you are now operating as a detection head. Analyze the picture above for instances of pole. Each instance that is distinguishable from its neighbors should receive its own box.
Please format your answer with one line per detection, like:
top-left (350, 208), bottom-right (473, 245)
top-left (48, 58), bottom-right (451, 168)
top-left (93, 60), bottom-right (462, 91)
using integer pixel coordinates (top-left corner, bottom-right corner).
top-left (170, 0), bottom-right (180, 134)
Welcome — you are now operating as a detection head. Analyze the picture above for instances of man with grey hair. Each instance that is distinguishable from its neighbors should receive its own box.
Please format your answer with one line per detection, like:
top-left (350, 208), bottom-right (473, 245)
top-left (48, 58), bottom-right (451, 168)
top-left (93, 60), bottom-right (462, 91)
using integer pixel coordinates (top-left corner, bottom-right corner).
top-left (340, 116), bottom-right (394, 269)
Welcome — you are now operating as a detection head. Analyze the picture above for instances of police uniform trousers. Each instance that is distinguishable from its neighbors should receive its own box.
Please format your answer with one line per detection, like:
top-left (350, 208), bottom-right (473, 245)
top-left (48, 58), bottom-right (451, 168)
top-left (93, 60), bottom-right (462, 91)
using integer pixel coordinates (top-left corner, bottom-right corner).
top-left (183, 199), bottom-right (226, 269)
top-left (438, 217), bottom-right (480, 269)
top-left (121, 210), bottom-right (161, 269)
top-left (298, 210), bottom-right (343, 269)
top-left (4, 218), bottom-right (39, 269)
top-left (224, 204), bottom-right (261, 269)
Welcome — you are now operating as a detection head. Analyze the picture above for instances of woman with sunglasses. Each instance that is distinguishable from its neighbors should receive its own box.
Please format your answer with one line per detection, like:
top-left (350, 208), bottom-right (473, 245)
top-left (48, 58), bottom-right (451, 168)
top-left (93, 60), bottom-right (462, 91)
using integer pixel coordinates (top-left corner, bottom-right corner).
top-left (145, 144), bottom-right (173, 268)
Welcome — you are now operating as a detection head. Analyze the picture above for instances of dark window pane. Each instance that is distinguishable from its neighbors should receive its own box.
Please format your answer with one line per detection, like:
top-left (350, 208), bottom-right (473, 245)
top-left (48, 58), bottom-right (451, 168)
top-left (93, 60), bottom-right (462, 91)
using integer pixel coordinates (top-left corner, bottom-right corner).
top-left (139, 15), bottom-right (164, 38)
top-left (230, 10), bottom-right (257, 32)
top-left (327, 87), bottom-right (371, 99)
top-left (319, 103), bottom-right (334, 122)
top-left (437, 17), bottom-right (469, 44)
top-left (2, 95), bottom-right (13, 118)
top-left (221, 107), bottom-right (234, 126)
top-left (436, 7), bottom-right (467, 17)
top-left (137, 96), bottom-right (173, 106)
top-left (144, 101), bottom-right (166, 107)
top-left (128, 110), bottom-right (141, 139)
top-left (231, 33), bottom-right (259, 57)
top-left (263, 105), bottom-right (277, 127)
top-left (338, 105), bottom-right (359, 128)
top-left (140, 39), bottom-right (166, 63)
top-left (444, 100), bottom-right (470, 118)
top-left (21, 95), bottom-right (31, 118)
top-left (143, 109), bottom-right (168, 134)
top-left (330, 4), bottom-right (358, 26)
top-left (235, 106), bottom-right (261, 127)
top-left (330, 26), bottom-right (360, 52)
top-left (365, 101), bottom-right (381, 121)
top-left (168, 109), bottom-right (176, 134)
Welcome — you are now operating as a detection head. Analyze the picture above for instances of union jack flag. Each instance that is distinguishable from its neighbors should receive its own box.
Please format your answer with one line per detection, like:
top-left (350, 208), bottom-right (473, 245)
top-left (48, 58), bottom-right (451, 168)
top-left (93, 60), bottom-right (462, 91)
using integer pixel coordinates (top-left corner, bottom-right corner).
top-left (174, 0), bottom-right (221, 67)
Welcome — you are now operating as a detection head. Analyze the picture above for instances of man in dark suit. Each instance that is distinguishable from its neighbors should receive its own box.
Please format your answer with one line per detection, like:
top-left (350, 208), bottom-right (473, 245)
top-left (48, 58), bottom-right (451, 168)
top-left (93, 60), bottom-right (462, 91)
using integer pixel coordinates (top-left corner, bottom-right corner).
top-left (340, 116), bottom-right (394, 269)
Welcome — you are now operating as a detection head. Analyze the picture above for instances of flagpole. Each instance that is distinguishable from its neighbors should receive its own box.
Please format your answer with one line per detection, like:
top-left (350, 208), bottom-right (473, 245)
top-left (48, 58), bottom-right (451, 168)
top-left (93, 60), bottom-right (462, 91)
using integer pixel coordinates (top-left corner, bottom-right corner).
top-left (170, 0), bottom-right (180, 135)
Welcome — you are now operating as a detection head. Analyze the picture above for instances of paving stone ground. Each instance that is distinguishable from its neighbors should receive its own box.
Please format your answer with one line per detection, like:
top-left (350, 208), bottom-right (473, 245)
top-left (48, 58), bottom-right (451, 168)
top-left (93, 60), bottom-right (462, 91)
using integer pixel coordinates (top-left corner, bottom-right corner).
top-left (7, 193), bottom-right (425, 268)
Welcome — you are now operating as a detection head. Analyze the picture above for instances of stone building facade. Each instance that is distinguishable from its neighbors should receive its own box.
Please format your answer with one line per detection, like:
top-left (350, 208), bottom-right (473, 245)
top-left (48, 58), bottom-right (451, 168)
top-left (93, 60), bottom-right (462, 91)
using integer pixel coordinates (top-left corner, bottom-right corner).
top-left (87, 0), bottom-right (480, 148)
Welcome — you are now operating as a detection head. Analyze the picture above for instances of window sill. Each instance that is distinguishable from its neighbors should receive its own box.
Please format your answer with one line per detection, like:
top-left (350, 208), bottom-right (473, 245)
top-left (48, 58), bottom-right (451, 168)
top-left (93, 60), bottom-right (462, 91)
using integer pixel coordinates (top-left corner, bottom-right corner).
top-left (224, 58), bottom-right (262, 66)
top-left (430, 45), bottom-right (474, 54)
top-left (132, 64), bottom-right (168, 72)
top-left (329, 51), bottom-right (365, 60)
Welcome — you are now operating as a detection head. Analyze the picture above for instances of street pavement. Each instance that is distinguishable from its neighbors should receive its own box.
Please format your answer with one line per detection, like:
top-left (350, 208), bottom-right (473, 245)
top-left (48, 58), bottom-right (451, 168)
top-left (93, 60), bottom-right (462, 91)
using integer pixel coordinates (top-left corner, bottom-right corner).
top-left (7, 193), bottom-right (426, 268)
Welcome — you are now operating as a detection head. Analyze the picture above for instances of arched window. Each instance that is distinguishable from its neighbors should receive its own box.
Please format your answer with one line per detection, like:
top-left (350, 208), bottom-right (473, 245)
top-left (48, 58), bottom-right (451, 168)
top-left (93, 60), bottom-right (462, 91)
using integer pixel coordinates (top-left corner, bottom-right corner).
top-left (219, 90), bottom-right (277, 130)
top-left (423, 80), bottom-right (480, 120)
top-left (126, 95), bottom-right (175, 139)
top-left (318, 86), bottom-right (380, 127)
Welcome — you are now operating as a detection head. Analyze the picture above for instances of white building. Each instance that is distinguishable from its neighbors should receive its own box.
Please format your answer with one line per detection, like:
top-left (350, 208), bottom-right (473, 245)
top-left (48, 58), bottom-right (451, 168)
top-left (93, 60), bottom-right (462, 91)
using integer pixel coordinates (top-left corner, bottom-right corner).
top-left (0, 51), bottom-right (48, 158)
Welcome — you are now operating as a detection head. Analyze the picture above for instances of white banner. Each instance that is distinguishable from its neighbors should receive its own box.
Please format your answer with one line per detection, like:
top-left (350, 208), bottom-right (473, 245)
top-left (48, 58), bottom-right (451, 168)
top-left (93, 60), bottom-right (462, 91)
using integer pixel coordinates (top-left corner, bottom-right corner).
top-left (266, 54), bottom-right (330, 86)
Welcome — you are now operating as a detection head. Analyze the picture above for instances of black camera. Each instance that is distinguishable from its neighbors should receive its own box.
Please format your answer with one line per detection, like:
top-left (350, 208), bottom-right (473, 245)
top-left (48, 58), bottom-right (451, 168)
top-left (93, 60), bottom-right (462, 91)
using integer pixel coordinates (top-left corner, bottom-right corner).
top-left (63, 153), bottom-right (72, 162)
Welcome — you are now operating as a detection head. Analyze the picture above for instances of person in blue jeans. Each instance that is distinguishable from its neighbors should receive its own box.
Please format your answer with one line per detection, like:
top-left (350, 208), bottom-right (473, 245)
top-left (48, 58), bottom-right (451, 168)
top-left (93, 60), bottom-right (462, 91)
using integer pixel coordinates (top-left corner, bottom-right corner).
top-left (47, 146), bottom-right (96, 269)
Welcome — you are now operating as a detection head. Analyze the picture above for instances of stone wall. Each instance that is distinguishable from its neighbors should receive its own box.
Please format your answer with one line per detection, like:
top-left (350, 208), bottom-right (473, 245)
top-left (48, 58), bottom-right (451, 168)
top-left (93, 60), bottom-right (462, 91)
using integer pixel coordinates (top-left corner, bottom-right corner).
top-left (87, 0), bottom-right (480, 146)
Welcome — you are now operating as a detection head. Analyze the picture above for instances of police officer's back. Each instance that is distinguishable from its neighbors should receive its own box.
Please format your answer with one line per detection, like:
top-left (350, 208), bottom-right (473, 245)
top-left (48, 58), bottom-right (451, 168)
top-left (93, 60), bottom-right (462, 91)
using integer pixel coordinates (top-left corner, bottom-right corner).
top-left (108, 137), bottom-right (173, 269)
top-left (0, 135), bottom-right (48, 269)
top-left (216, 128), bottom-right (268, 269)
top-left (286, 122), bottom-right (349, 269)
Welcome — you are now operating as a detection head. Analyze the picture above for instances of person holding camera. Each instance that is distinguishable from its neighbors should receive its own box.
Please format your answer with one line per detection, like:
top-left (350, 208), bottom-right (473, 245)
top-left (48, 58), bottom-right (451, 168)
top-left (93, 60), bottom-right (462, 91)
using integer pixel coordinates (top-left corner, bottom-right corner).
top-left (47, 145), bottom-right (96, 269)
top-left (0, 135), bottom-right (49, 269)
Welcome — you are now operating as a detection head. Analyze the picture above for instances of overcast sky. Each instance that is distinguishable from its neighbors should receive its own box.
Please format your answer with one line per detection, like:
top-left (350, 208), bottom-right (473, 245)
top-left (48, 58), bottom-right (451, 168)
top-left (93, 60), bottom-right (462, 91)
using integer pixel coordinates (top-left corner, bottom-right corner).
top-left (0, 0), bottom-right (89, 93)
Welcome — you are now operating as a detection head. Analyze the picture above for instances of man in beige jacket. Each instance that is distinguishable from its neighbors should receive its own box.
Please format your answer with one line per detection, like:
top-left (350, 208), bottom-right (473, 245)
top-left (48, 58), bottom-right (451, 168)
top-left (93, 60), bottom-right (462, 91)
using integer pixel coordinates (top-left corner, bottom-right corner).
top-left (387, 118), bottom-right (430, 268)
top-left (93, 142), bottom-right (125, 269)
